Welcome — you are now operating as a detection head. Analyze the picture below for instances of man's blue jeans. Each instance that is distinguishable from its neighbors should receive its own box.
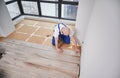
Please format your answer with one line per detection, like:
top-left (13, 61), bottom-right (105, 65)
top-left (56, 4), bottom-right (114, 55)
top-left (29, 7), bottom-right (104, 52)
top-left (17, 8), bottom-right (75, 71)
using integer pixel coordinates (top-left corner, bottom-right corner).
top-left (52, 34), bottom-right (70, 46)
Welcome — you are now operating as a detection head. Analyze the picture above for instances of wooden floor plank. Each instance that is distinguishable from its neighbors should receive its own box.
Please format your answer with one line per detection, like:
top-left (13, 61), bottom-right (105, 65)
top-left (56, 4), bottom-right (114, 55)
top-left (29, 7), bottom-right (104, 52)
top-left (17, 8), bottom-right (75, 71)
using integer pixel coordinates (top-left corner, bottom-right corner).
top-left (3, 38), bottom-right (80, 57)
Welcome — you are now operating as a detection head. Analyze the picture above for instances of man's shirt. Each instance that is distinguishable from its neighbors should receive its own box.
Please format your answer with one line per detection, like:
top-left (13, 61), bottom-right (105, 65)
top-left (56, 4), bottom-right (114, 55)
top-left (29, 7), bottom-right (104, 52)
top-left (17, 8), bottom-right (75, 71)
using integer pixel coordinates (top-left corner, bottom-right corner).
top-left (53, 23), bottom-right (74, 38)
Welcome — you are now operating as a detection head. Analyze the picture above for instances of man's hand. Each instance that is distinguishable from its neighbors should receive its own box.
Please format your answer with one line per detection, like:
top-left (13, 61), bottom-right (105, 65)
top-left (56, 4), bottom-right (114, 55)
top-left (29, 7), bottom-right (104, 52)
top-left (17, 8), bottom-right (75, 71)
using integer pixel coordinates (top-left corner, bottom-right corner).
top-left (75, 48), bottom-right (80, 53)
top-left (57, 48), bottom-right (63, 53)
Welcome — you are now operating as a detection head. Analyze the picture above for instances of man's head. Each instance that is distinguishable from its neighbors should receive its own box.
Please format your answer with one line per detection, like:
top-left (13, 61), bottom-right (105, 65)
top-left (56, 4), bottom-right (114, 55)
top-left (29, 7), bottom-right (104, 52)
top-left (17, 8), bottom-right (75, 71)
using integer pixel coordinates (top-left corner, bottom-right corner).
top-left (61, 27), bottom-right (70, 36)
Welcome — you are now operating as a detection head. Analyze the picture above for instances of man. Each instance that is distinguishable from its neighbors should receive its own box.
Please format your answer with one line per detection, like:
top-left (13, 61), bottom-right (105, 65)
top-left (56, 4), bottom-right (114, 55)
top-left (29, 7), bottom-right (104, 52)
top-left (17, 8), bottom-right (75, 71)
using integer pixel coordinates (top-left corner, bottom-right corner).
top-left (52, 23), bottom-right (80, 53)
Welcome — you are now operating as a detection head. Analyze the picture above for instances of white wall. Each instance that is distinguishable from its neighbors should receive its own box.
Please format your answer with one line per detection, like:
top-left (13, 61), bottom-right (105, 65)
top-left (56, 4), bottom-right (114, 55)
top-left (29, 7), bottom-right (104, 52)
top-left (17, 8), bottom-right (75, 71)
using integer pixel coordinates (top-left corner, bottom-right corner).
top-left (16, 15), bottom-right (75, 25)
top-left (77, 0), bottom-right (120, 78)
top-left (0, 0), bottom-right (15, 37)
top-left (75, 0), bottom-right (94, 44)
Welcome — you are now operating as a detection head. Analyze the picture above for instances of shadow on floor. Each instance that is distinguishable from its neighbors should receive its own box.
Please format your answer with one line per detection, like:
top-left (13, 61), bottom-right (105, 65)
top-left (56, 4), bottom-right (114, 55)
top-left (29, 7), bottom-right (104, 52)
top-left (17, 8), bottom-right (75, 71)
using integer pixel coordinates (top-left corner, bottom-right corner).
top-left (0, 69), bottom-right (7, 78)
top-left (0, 48), bottom-right (6, 59)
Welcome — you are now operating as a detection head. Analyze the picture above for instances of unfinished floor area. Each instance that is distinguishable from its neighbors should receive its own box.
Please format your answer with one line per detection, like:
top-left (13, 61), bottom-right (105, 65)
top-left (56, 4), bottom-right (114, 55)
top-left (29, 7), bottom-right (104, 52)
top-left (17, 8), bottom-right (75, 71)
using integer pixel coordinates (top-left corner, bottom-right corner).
top-left (0, 19), bottom-right (80, 78)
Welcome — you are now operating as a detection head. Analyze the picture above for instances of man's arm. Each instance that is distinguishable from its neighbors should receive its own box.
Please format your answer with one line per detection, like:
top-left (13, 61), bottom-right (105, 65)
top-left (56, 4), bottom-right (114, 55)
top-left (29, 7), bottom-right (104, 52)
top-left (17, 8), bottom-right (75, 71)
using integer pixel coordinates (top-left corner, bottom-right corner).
top-left (71, 35), bottom-right (80, 53)
top-left (55, 37), bottom-right (63, 53)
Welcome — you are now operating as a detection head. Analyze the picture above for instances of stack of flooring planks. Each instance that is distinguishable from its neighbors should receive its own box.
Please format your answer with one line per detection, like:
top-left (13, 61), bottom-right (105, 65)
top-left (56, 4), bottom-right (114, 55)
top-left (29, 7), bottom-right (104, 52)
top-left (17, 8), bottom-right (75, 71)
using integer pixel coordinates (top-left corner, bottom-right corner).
top-left (0, 38), bottom-right (80, 78)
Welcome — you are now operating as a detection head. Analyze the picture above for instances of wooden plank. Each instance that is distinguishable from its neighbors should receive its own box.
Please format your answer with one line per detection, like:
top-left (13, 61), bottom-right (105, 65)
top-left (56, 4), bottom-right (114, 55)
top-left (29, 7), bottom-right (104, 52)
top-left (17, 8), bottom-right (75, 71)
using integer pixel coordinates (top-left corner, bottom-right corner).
top-left (3, 38), bottom-right (80, 57)
top-left (28, 55), bottom-right (79, 77)
top-left (0, 61), bottom-right (50, 78)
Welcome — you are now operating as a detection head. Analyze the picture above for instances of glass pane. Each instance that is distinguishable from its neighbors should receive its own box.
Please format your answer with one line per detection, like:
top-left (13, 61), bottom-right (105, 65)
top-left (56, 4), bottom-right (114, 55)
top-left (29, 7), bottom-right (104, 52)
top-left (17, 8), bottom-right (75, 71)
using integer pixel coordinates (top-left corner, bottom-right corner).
top-left (41, 0), bottom-right (58, 1)
top-left (6, 2), bottom-right (20, 18)
top-left (4, 0), bottom-right (12, 2)
top-left (62, 4), bottom-right (78, 19)
top-left (40, 3), bottom-right (58, 17)
top-left (22, 1), bottom-right (38, 15)
top-left (63, 0), bottom-right (79, 2)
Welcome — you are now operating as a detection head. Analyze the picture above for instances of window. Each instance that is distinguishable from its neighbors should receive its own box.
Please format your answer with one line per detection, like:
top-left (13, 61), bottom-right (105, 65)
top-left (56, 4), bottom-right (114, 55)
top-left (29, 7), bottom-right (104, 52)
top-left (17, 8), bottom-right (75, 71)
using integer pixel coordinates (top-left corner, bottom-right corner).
top-left (6, 2), bottom-right (20, 18)
top-left (40, 2), bottom-right (58, 17)
top-left (62, 4), bottom-right (78, 19)
top-left (5, 0), bottom-right (78, 20)
top-left (22, 1), bottom-right (39, 15)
